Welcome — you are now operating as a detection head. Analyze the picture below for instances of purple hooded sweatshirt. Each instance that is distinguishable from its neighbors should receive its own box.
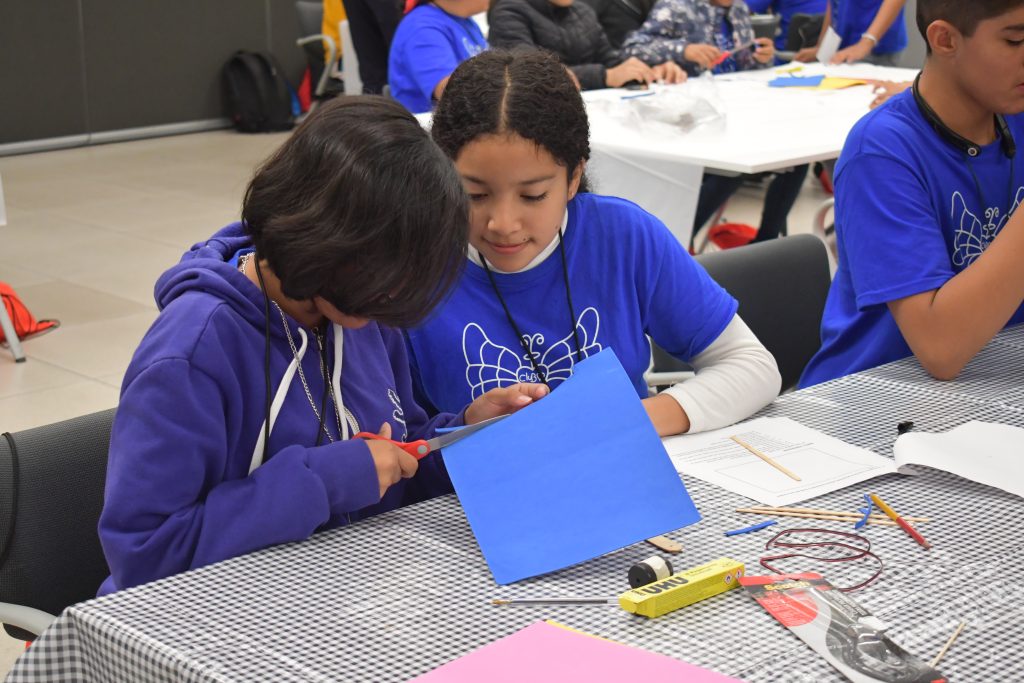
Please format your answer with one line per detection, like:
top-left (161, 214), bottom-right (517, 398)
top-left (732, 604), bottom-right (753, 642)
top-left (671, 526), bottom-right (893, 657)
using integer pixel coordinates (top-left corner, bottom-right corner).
top-left (98, 224), bottom-right (459, 595)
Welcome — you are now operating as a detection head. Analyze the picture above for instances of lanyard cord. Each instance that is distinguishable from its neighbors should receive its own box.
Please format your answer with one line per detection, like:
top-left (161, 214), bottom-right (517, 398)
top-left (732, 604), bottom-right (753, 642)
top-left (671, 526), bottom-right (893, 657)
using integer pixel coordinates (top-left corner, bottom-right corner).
top-left (964, 153), bottom-right (1017, 231)
top-left (480, 228), bottom-right (583, 387)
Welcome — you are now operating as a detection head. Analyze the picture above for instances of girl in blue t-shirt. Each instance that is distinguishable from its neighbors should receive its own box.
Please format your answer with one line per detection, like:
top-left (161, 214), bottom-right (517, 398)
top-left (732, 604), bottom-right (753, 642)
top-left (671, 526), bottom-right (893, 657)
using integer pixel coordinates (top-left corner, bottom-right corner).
top-left (407, 49), bottom-right (782, 437)
top-left (388, 0), bottom-right (489, 113)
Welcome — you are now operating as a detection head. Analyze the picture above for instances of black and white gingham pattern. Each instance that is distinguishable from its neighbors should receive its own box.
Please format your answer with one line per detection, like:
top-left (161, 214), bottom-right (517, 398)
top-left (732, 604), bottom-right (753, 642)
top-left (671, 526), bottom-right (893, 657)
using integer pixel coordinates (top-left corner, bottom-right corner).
top-left (8, 327), bottom-right (1024, 682)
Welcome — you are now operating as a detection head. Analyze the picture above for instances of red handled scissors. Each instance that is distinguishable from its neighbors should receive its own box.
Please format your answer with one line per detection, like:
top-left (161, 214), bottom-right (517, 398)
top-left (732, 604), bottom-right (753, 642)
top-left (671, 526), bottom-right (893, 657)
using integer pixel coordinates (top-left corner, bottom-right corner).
top-left (353, 414), bottom-right (509, 460)
top-left (712, 40), bottom-right (758, 67)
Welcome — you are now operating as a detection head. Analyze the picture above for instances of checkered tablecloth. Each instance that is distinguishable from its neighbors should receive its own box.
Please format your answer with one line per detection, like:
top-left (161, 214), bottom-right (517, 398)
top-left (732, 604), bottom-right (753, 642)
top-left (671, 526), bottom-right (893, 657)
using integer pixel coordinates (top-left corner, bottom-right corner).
top-left (8, 327), bottom-right (1024, 682)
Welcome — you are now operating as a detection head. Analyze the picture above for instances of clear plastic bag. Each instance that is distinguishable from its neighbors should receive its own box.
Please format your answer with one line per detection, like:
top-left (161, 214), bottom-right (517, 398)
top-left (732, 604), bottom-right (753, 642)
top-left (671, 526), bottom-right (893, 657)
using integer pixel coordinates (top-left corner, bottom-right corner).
top-left (589, 75), bottom-right (726, 136)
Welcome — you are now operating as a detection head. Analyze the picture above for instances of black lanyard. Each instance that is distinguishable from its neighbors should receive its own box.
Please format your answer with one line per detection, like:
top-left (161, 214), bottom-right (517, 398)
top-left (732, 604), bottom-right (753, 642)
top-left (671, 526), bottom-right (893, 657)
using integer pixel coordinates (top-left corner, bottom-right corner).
top-left (963, 153), bottom-right (1017, 233)
top-left (480, 228), bottom-right (583, 387)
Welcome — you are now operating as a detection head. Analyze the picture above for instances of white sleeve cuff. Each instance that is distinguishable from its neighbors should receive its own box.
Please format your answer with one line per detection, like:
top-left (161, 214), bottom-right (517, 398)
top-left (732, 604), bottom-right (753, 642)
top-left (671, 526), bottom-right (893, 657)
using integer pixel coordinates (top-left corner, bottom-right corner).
top-left (661, 315), bottom-right (781, 433)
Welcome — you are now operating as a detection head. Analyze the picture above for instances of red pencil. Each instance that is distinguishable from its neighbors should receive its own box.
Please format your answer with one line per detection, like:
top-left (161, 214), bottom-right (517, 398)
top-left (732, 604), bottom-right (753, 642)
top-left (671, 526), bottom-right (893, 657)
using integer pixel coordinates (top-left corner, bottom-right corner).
top-left (871, 494), bottom-right (931, 549)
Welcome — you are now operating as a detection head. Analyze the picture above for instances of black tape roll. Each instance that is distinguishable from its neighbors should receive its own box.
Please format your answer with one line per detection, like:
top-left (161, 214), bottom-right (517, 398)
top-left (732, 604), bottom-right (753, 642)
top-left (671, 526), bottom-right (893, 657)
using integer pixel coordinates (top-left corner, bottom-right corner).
top-left (628, 555), bottom-right (674, 588)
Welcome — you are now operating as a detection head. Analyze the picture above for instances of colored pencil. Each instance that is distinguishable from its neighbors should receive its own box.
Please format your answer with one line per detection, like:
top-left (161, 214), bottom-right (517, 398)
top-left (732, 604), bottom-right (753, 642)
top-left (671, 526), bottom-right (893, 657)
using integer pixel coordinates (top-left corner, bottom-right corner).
top-left (871, 494), bottom-right (931, 549)
top-left (729, 436), bottom-right (801, 481)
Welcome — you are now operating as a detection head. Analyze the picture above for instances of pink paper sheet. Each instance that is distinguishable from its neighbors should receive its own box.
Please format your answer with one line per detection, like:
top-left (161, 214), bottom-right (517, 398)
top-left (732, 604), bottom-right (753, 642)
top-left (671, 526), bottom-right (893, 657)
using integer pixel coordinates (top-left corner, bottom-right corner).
top-left (412, 621), bottom-right (744, 682)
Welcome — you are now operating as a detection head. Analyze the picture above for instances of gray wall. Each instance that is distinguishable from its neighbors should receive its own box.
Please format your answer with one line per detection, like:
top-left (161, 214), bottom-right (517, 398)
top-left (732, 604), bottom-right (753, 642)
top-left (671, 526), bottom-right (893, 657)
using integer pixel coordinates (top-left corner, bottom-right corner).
top-left (0, 0), bottom-right (307, 148)
top-left (900, 0), bottom-right (925, 69)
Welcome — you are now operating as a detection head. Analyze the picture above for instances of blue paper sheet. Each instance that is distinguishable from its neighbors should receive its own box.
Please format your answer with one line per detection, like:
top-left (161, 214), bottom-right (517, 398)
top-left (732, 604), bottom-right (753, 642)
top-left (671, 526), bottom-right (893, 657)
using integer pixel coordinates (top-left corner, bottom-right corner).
top-left (441, 349), bottom-right (701, 584)
top-left (768, 75), bottom-right (825, 88)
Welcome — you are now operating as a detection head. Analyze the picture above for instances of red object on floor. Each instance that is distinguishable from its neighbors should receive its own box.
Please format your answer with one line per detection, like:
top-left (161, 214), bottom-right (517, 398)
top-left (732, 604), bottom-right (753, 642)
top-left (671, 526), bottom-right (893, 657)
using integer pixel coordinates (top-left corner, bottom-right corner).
top-left (0, 281), bottom-right (58, 343)
top-left (707, 222), bottom-right (757, 250)
top-left (298, 67), bottom-right (312, 112)
top-left (817, 164), bottom-right (834, 195)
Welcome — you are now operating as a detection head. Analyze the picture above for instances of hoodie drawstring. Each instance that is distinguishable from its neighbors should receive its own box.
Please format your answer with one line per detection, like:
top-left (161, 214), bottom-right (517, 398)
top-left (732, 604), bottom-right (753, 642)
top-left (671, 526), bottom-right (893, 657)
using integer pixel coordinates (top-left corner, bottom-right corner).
top-left (248, 324), bottom-right (357, 474)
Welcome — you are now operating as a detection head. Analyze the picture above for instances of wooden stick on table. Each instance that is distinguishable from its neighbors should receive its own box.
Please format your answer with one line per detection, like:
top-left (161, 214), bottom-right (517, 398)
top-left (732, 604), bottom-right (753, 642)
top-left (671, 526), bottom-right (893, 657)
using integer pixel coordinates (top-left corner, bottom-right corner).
top-left (930, 621), bottom-right (967, 668)
top-left (738, 506), bottom-right (930, 523)
top-left (729, 436), bottom-right (801, 481)
top-left (736, 508), bottom-right (902, 526)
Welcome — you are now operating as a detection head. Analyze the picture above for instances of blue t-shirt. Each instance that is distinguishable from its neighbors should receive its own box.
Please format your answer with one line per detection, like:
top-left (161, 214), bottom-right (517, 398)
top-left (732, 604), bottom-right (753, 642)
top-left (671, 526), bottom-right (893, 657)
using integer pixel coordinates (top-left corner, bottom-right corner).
top-left (800, 90), bottom-right (1024, 387)
top-left (832, 0), bottom-right (906, 55)
top-left (745, 0), bottom-right (828, 50)
top-left (388, 5), bottom-right (488, 114)
top-left (406, 193), bottom-right (738, 412)
top-left (712, 13), bottom-right (739, 75)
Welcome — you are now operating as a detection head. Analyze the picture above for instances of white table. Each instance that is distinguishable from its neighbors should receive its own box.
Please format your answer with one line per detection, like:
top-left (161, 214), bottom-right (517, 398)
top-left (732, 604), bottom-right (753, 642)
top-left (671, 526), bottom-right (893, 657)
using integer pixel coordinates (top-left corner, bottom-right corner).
top-left (585, 64), bottom-right (919, 246)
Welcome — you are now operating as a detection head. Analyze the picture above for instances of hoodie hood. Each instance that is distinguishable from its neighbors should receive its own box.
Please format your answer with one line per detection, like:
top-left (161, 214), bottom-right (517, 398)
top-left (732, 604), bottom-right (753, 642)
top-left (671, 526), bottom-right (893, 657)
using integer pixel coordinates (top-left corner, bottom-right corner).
top-left (155, 222), bottom-right (268, 330)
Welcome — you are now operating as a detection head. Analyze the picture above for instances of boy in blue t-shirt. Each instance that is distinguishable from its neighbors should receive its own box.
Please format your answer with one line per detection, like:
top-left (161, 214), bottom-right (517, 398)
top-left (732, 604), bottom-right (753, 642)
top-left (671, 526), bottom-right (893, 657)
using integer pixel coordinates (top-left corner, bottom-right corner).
top-left (800, 0), bottom-right (1024, 387)
top-left (795, 0), bottom-right (906, 65)
top-left (388, 0), bottom-right (489, 114)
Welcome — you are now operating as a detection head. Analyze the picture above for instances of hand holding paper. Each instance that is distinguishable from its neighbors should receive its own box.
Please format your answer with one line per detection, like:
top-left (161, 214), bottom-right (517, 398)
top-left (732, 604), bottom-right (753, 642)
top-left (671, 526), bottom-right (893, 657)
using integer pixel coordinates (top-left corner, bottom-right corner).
top-left (442, 349), bottom-right (701, 584)
top-left (463, 382), bottom-right (549, 425)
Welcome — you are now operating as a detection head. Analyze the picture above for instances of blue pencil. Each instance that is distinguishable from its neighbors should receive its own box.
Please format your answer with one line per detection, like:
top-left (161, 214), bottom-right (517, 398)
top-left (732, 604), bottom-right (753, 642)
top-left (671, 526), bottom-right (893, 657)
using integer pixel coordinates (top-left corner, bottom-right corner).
top-left (724, 520), bottom-right (778, 536)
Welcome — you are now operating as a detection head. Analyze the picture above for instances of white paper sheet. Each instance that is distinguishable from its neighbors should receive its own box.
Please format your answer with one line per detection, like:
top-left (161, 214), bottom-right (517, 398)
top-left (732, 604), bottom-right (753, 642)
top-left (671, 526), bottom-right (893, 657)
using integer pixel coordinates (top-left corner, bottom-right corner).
top-left (816, 26), bottom-right (842, 65)
top-left (893, 421), bottom-right (1024, 499)
top-left (661, 417), bottom-right (897, 506)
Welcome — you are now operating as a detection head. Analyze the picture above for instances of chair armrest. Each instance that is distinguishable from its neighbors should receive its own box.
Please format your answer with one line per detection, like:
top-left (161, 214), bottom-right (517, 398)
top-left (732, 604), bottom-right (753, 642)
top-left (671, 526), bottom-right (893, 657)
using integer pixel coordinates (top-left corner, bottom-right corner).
top-left (0, 602), bottom-right (56, 638)
top-left (296, 34), bottom-right (338, 97)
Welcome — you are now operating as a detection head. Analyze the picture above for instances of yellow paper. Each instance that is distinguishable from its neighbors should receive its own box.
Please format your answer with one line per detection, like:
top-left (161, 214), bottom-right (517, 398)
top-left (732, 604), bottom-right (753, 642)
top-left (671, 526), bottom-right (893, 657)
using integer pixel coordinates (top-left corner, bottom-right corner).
top-left (817, 77), bottom-right (867, 90)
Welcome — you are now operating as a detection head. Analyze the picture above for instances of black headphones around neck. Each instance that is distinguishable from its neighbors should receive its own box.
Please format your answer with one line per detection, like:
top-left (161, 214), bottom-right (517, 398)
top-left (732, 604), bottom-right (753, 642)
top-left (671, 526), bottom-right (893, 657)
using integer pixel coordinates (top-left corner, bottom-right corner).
top-left (912, 73), bottom-right (1016, 159)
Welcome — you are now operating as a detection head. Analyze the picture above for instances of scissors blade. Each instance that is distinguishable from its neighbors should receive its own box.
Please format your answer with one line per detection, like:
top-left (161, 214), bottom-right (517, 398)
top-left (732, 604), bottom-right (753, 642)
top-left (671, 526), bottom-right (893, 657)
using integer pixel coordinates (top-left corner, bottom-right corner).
top-left (425, 414), bottom-right (509, 452)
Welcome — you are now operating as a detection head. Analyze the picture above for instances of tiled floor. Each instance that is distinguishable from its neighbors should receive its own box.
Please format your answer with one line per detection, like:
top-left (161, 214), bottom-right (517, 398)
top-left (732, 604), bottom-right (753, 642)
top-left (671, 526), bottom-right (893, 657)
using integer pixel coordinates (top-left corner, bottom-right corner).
top-left (0, 130), bottom-right (831, 675)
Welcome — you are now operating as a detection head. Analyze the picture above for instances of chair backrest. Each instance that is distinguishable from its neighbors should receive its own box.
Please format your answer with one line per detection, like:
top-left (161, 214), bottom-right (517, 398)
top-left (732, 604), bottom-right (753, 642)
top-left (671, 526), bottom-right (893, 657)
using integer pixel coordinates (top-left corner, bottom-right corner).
top-left (750, 13), bottom-right (781, 41)
top-left (295, 0), bottom-right (323, 36)
top-left (0, 408), bottom-right (115, 640)
top-left (651, 234), bottom-right (831, 391)
top-left (786, 13), bottom-right (826, 51)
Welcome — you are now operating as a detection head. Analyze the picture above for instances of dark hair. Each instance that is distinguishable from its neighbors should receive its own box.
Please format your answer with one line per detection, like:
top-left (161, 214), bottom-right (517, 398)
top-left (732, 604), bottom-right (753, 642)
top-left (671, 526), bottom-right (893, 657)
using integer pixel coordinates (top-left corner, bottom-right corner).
top-left (242, 96), bottom-right (467, 327)
top-left (431, 49), bottom-right (591, 192)
top-left (917, 0), bottom-right (1024, 51)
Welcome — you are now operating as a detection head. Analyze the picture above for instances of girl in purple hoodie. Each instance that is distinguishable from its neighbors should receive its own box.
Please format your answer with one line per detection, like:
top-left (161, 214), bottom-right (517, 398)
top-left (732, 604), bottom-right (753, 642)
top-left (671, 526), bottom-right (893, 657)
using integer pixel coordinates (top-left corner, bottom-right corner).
top-left (98, 97), bottom-right (546, 595)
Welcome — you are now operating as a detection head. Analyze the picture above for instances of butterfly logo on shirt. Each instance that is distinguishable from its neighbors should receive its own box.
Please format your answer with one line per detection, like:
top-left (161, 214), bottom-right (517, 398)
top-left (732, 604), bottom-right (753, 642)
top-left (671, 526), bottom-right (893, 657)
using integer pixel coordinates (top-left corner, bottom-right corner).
top-left (462, 37), bottom-right (485, 58)
top-left (951, 186), bottom-right (1024, 267)
top-left (461, 307), bottom-right (603, 399)
top-left (387, 388), bottom-right (408, 441)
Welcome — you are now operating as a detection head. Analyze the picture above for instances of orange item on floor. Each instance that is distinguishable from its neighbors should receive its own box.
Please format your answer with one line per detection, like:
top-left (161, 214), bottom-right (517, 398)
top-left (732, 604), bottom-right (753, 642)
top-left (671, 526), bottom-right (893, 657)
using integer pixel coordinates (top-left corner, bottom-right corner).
top-left (707, 223), bottom-right (757, 250)
top-left (0, 281), bottom-right (59, 343)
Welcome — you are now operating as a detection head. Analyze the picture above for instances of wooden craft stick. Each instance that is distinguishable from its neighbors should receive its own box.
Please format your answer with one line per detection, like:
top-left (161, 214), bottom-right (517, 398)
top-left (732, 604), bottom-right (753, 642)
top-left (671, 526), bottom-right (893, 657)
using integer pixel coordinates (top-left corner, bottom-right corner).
top-left (735, 508), bottom-right (901, 526)
top-left (729, 436), bottom-right (801, 481)
top-left (738, 506), bottom-right (930, 523)
top-left (930, 621), bottom-right (967, 668)
top-left (646, 535), bottom-right (683, 553)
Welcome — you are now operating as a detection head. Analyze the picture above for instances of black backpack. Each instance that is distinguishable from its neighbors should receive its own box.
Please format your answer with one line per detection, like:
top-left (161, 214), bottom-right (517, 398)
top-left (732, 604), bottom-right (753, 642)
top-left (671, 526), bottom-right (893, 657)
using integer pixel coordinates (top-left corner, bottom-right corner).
top-left (222, 51), bottom-right (295, 133)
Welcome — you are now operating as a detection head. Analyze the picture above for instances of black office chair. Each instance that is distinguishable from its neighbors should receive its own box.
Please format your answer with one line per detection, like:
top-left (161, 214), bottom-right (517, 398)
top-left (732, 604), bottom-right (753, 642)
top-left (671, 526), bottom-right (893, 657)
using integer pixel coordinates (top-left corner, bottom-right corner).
top-left (777, 12), bottom-right (826, 61)
top-left (295, 0), bottom-right (344, 104)
top-left (0, 409), bottom-right (115, 641)
top-left (648, 234), bottom-right (832, 392)
top-left (750, 13), bottom-right (781, 43)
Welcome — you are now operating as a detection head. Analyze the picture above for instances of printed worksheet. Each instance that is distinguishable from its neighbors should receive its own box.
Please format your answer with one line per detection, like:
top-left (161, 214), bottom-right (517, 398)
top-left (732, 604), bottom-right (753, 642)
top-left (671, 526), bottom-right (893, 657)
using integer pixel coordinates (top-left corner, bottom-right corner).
top-left (662, 417), bottom-right (898, 505)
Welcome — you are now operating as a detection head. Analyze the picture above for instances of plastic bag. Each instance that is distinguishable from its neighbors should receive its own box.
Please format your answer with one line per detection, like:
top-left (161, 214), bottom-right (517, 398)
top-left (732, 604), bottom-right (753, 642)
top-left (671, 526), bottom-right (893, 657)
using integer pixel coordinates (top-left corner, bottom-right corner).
top-left (589, 75), bottom-right (726, 136)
